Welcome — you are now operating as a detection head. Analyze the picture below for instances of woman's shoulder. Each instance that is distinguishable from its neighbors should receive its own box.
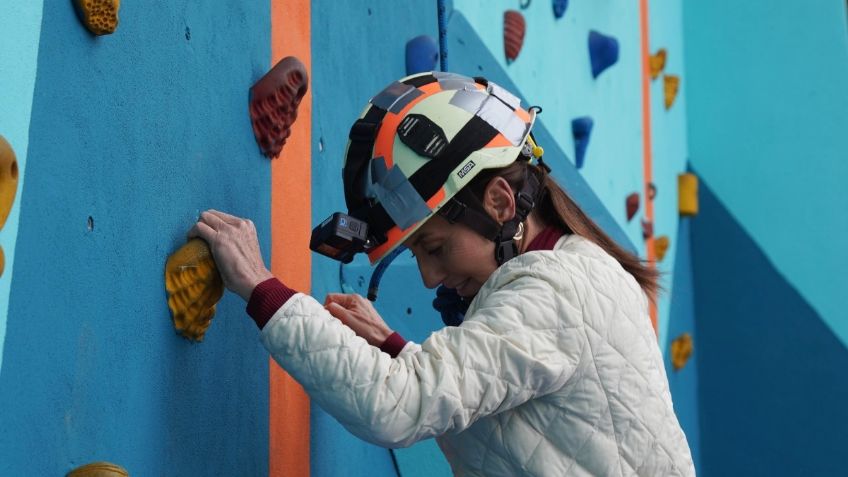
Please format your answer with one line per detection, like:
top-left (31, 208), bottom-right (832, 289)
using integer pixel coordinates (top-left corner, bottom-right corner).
top-left (481, 234), bottom-right (639, 301)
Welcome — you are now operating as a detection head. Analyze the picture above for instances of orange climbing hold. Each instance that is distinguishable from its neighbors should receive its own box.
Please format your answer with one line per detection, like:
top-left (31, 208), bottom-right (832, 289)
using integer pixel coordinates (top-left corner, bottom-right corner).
top-left (249, 56), bottom-right (309, 159)
top-left (664, 74), bottom-right (680, 110)
top-left (0, 135), bottom-right (19, 230)
top-left (670, 332), bottom-right (694, 371)
top-left (165, 239), bottom-right (225, 342)
top-left (654, 235), bottom-right (670, 262)
top-left (626, 192), bottom-right (640, 221)
top-left (73, 0), bottom-right (120, 36)
top-left (649, 49), bottom-right (666, 80)
top-left (678, 172), bottom-right (699, 216)
top-left (67, 461), bottom-right (129, 477)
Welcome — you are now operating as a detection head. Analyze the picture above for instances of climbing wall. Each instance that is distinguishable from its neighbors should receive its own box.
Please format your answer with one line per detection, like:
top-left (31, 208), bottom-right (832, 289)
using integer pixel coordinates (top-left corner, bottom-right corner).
top-left (683, 0), bottom-right (848, 474)
top-left (3, 1), bottom-right (842, 476)
top-left (0, 2), bottom-right (273, 475)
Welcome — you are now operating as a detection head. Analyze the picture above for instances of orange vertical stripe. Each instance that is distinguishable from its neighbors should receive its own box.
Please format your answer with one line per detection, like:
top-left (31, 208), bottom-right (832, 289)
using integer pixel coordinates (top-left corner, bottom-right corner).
top-left (270, 0), bottom-right (311, 476)
top-left (639, 0), bottom-right (659, 333)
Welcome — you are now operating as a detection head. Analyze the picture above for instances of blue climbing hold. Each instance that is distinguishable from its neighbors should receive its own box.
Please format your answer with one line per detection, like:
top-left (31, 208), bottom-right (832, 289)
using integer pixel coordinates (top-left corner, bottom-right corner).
top-left (553, 0), bottom-right (568, 19)
top-left (406, 35), bottom-right (439, 75)
top-left (588, 30), bottom-right (619, 78)
top-left (571, 116), bottom-right (594, 169)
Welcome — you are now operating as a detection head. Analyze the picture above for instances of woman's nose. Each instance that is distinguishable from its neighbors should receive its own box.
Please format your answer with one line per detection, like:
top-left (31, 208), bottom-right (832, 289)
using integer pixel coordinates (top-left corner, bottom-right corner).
top-left (417, 256), bottom-right (445, 289)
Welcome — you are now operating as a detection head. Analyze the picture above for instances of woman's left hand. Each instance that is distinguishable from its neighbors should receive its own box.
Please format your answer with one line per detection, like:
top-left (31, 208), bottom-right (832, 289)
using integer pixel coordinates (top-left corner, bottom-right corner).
top-left (324, 293), bottom-right (394, 346)
top-left (188, 209), bottom-right (274, 301)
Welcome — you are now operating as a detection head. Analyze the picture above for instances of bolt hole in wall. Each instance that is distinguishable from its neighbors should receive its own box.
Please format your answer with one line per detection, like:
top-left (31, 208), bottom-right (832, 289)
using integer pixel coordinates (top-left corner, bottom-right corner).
top-left (185, 26), bottom-right (190, 41)
top-left (87, 216), bottom-right (94, 232)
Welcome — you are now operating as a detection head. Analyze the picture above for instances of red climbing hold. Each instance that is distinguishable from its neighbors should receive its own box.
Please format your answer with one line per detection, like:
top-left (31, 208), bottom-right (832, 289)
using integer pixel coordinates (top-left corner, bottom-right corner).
top-left (626, 193), bottom-right (640, 221)
top-left (504, 10), bottom-right (526, 63)
top-left (641, 219), bottom-right (653, 239)
top-left (249, 56), bottom-right (309, 159)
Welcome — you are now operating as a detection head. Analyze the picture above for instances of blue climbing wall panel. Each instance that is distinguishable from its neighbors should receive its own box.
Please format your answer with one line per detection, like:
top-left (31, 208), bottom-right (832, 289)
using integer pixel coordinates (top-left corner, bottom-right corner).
top-left (0, 2), bottom-right (272, 474)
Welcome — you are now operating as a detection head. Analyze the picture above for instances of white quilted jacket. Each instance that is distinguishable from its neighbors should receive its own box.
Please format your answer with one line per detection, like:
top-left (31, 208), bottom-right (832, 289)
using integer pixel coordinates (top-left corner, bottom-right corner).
top-left (260, 234), bottom-right (695, 476)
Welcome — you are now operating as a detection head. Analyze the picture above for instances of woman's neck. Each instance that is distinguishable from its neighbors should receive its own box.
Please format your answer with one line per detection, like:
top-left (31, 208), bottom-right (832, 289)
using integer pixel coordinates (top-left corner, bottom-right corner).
top-left (518, 213), bottom-right (547, 254)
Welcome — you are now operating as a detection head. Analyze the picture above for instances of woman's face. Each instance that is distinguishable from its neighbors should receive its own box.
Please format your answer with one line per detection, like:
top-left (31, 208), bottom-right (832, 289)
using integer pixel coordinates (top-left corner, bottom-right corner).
top-left (405, 214), bottom-right (499, 298)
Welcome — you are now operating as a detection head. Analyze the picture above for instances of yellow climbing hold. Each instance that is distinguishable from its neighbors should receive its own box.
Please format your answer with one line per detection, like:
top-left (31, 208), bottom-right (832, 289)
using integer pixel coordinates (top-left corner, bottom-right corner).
top-left (678, 173), bottom-right (699, 216)
top-left (670, 332), bottom-right (694, 371)
top-left (654, 236), bottom-right (670, 262)
top-left (0, 135), bottom-right (19, 230)
top-left (649, 48), bottom-right (667, 80)
top-left (165, 238), bottom-right (224, 342)
top-left (664, 74), bottom-right (680, 110)
top-left (73, 0), bottom-right (121, 36)
top-left (67, 461), bottom-right (129, 477)
top-left (0, 246), bottom-right (4, 277)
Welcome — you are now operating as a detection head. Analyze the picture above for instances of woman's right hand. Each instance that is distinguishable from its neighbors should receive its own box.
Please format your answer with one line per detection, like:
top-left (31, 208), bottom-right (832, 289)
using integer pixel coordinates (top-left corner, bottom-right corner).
top-left (324, 293), bottom-right (394, 347)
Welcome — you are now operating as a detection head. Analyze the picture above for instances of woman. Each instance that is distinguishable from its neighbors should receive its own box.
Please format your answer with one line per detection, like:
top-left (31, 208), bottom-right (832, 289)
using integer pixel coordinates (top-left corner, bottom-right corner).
top-left (190, 72), bottom-right (695, 476)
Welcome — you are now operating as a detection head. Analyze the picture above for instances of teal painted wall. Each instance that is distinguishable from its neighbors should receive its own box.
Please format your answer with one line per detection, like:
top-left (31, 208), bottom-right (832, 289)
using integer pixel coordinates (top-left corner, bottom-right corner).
top-left (0, 0), bottom-right (44, 374)
top-left (684, 0), bottom-right (848, 344)
top-left (0, 2), bottom-right (272, 474)
top-left (684, 1), bottom-right (848, 474)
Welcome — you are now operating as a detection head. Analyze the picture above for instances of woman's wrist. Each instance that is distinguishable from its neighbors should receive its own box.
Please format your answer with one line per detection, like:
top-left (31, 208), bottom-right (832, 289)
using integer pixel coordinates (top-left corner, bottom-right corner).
top-left (238, 267), bottom-right (275, 301)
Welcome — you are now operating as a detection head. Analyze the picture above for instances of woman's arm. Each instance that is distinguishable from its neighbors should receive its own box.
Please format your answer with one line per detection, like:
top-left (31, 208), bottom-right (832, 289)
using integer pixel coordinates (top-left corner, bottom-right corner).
top-left (259, 264), bottom-right (585, 448)
top-left (188, 209), bottom-right (584, 448)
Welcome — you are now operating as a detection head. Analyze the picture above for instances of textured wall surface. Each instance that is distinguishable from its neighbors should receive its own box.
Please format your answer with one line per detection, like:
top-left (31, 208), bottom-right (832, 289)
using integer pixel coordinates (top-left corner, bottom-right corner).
top-left (684, 1), bottom-right (848, 474)
top-left (684, 0), bottom-right (848, 344)
top-left (0, 2), bottom-right (272, 475)
top-left (691, 179), bottom-right (848, 475)
top-left (0, 0), bottom-right (44, 374)
top-left (11, 0), bottom-right (843, 475)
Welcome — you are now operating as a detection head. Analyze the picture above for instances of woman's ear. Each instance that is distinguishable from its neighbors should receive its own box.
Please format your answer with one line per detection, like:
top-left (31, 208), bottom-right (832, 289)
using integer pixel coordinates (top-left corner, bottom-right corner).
top-left (482, 176), bottom-right (516, 223)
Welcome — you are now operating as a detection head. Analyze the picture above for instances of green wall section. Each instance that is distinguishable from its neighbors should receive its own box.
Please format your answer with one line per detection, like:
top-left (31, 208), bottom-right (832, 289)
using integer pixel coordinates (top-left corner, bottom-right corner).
top-left (684, 0), bottom-right (848, 344)
top-left (0, 2), bottom-right (271, 474)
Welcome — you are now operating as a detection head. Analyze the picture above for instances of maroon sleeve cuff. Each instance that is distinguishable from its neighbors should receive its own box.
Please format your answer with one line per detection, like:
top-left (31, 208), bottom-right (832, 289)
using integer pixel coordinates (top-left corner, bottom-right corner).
top-left (379, 331), bottom-right (408, 358)
top-left (246, 277), bottom-right (299, 330)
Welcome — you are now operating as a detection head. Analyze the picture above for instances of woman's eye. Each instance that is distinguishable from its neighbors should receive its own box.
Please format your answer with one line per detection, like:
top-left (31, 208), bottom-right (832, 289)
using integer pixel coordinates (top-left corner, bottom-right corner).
top-left (427, 246), bottom-right (443, 256)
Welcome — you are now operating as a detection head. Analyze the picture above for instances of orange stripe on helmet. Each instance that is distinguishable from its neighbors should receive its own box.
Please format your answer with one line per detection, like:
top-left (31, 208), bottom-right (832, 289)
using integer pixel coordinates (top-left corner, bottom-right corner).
top-left (426, 186), bottom-right (446, 208)
top-left (484, 133), bottom-right (514, 148)
top-left (373, 82), bottom-right (443, 169)
top-left (367, 225), bottom-right (406, 263)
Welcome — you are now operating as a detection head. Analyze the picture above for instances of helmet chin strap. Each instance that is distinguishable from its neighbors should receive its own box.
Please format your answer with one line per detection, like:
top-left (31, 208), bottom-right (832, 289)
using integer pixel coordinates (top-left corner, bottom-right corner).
top-left (439, 165), bottom-right (545, 267)
top-left (493, 168), bottom-right (542, 265)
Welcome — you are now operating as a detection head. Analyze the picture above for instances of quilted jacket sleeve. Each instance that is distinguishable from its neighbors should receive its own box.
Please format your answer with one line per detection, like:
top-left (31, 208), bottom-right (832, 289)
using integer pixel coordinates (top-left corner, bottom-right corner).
top-left (259, 256), bottom-right (585, 448)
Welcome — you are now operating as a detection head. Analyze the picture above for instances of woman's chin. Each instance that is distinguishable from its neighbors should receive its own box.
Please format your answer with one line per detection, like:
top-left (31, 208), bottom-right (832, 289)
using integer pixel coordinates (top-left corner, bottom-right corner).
top-left (456, 279), bottom-right (476, 298)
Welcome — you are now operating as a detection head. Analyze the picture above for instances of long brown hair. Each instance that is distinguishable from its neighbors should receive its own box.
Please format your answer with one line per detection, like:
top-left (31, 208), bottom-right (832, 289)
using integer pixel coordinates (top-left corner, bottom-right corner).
top-left (466, 160), bottom-right (661, 303)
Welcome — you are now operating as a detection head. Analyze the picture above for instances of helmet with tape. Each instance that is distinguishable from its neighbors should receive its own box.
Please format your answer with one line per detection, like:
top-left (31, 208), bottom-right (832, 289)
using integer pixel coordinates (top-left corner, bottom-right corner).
top-left (342, 72), bottom-right (538, 265)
